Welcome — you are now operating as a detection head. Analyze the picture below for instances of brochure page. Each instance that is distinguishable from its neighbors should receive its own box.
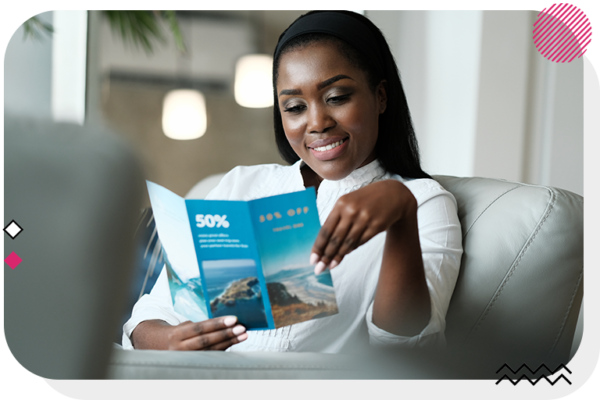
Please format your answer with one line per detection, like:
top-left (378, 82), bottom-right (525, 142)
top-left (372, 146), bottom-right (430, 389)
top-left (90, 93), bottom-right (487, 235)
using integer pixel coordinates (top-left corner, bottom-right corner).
top-left (146, 180), bottom-right (339, 330)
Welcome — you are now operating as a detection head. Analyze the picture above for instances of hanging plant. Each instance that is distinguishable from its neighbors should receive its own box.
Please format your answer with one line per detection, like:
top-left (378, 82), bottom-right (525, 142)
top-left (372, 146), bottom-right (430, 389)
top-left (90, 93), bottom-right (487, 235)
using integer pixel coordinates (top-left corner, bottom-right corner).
top-left (21, 11), bottom-right (186, 53)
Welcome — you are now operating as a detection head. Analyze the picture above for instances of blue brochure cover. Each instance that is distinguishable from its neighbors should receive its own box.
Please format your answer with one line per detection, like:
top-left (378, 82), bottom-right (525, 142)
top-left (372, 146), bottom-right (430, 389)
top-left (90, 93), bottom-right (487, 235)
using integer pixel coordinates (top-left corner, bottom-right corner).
top-left (146, 181), bottom-right (339, 330)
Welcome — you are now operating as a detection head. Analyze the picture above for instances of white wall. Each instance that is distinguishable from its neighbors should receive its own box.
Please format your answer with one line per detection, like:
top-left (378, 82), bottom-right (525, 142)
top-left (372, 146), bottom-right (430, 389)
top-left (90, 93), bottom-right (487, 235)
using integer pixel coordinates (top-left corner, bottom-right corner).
top-left (5, 11), bottom-right (89, 127)
top-left (369, 10), bottom-right (583, 195)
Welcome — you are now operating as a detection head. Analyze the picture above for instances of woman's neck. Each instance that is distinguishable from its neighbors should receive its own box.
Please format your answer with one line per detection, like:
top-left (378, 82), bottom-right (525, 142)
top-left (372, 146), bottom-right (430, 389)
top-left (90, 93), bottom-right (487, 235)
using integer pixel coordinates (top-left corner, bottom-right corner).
top-left (300, 164), bottom-right (323, 193)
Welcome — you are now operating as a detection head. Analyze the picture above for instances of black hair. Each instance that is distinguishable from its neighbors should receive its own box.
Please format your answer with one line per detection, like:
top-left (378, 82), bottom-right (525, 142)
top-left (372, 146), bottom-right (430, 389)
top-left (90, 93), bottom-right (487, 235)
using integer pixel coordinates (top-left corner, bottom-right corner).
top-left (272, 10), bottom-right (431, 180)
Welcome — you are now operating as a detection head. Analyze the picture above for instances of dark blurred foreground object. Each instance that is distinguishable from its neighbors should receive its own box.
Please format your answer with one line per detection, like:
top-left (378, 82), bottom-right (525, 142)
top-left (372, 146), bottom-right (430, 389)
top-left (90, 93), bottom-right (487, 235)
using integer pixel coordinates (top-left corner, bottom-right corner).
top-left (105, 173), bottom-right (583, 379)
top-left (4, 115), bottom-right (145, 379)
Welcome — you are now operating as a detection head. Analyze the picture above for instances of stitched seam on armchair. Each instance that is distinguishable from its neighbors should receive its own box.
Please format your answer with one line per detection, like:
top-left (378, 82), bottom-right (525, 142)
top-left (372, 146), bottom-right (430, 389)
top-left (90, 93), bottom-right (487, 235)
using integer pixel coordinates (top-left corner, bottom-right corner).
top-left (468, 186), bottom-right (556, 338)
top-left (462, 184), bottom-right (521, 239)
top-left (548, 269), bottom-right (583, 358)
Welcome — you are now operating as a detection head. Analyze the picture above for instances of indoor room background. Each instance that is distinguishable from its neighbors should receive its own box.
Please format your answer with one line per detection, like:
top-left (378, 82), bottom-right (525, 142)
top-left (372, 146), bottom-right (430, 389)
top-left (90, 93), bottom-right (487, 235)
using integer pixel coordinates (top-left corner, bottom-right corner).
top-left (5, 10), bottom-right (583, 200)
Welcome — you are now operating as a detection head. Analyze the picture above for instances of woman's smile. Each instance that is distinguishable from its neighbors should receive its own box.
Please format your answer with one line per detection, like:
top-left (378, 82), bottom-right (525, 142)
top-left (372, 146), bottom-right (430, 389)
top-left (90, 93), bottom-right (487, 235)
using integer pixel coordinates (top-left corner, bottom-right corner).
top-left (276, 41), bottom-right (387, 181)
top-left (308, 137), bottom-right (349, 160)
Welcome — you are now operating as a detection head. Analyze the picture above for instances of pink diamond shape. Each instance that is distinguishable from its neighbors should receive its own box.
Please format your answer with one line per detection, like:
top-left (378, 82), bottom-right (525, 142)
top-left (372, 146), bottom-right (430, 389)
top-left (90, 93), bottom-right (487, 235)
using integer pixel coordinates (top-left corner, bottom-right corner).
top-left (5, 252), bottom-right (22, 269)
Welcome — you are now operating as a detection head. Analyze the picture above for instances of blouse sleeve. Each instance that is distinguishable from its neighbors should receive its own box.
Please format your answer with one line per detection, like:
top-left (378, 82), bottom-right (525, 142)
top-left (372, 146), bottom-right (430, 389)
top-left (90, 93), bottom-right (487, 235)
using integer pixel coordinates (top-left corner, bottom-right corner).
top-left (121, 265), bottom-right (191, 349)
top-left (365, 182), bottom-right (463, 348)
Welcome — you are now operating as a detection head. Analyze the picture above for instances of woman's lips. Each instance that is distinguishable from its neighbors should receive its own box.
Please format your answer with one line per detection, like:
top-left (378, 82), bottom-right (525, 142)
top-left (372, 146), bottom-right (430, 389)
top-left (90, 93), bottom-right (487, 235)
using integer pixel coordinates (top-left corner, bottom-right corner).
top-left (309, 138), bottom-right (349, 161)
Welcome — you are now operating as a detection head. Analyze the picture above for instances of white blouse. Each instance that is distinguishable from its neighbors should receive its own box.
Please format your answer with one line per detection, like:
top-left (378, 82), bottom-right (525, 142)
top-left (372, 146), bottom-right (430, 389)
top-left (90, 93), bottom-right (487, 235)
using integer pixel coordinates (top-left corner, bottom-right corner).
top-left (122, 160), bottom-right (463, 353)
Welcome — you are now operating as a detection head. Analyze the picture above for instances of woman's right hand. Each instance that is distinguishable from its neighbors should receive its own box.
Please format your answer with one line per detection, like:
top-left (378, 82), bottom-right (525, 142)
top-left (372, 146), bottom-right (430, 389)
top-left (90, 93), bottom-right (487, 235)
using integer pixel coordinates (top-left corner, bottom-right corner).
top-left (131, 316), bottom-right (248, 351)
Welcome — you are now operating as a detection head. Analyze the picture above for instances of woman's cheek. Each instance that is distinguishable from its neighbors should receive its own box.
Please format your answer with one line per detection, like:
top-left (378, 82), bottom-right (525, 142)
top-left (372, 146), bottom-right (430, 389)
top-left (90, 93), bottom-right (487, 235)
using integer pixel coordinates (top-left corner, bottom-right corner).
top-left (283, 120), bottom-right (305, 147)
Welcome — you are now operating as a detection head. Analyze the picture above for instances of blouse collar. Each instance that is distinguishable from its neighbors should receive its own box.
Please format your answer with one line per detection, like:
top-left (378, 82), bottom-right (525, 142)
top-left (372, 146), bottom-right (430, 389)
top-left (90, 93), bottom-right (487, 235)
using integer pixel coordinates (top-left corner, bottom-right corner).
top-left (294, 159), bottom-right (388, 191)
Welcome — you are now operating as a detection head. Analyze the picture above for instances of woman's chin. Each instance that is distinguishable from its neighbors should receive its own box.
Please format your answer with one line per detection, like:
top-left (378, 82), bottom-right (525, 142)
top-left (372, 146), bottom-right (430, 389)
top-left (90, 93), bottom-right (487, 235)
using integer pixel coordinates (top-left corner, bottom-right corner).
top-left (312, 163), bottom-right (355, 182)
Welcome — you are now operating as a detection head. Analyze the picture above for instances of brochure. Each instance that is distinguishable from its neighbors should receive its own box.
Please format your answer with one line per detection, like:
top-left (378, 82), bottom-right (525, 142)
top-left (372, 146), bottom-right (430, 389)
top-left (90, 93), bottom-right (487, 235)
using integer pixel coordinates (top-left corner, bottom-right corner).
top-left (146, 181), bottom-right (339, 330)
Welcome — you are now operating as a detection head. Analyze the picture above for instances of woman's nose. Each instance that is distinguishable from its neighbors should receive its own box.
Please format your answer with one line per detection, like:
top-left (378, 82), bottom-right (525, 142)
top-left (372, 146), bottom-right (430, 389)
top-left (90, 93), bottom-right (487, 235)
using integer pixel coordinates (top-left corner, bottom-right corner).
top-left (306, 104), bottom-right (335, 134)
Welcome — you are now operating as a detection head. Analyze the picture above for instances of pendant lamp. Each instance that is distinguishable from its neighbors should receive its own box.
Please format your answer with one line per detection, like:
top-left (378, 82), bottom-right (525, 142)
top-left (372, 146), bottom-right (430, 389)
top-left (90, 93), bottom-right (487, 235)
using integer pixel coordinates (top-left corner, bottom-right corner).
top-left (234, 54), bottom-right (273, 108)
top-left (234, 12), bottom-right (273, 108)
top-left (161, 17), bottom-right (207, 140)
top-left (162, 89), bottom-right (207, 140)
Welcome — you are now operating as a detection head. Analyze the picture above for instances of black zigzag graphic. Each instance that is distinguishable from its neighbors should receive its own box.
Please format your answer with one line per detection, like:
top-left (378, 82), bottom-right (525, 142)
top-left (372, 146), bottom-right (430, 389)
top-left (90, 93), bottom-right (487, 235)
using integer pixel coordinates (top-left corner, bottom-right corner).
top-left (496, 374), bottom-right (572, 385)
top-left (495, 363), bottom-right (572, 385)
top-left (496, 363), bottom-right (572, 375)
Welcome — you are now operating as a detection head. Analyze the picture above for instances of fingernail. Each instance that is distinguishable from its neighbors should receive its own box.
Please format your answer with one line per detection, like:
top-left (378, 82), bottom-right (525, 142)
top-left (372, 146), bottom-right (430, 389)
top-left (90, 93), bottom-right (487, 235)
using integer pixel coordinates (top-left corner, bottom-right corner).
top-left (237, 332), bottom-right (248, 341)
top-left (314, 261), bottom-right (326, 275)
top-left (310, 253), bottom-right (319, 265)
top-left (224, 316), bottom-right (237, 327)
top-left (232, 325), bottom-right (246, 335)
top-left (329, 260), bottom-right (338, 270)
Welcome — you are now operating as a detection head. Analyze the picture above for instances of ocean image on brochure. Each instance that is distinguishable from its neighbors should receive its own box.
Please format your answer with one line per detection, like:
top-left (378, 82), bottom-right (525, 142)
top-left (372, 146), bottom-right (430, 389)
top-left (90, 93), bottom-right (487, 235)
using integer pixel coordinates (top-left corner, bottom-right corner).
top-left (250, 189), bottom-right (339, 328)
top-left (202, 259), bottom-right (269, 329)
top-left (163, 251), bottom-right (208, 322)
top-left (265, 262), bottom-right (338, 328)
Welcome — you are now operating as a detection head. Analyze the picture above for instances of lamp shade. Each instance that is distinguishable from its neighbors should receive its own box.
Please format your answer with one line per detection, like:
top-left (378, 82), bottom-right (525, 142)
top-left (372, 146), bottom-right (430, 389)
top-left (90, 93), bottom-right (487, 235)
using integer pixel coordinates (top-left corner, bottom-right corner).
top-left (162, 89), bottom-right (207, 140)
top-left (234, 54), bottom-right (274, 108)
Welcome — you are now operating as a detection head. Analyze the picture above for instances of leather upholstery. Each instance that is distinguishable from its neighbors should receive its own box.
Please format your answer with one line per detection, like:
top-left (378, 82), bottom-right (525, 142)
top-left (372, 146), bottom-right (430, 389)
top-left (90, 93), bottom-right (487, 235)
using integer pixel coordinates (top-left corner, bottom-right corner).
top-left (435, 176), bottom-right (583, 367)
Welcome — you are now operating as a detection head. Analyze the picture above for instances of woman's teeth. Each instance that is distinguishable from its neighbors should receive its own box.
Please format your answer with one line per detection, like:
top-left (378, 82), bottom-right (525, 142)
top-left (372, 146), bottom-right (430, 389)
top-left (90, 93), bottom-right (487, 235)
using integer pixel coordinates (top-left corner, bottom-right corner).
top-left (313, 139), bottom-right (346, 152)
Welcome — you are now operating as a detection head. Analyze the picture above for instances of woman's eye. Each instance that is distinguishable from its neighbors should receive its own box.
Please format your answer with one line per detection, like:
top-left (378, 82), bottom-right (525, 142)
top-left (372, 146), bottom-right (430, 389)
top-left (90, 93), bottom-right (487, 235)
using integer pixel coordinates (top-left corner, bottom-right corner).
top-left (283, 104), bottom-right (305, 113)
top-left (327, 94), bottom-right (350, 104)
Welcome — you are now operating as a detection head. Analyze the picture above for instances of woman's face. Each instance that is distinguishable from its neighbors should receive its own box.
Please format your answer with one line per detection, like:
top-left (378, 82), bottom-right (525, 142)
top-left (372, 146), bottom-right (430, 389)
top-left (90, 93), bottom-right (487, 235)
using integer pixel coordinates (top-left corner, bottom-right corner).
top-left (276, 41), bottom-right (387, 181)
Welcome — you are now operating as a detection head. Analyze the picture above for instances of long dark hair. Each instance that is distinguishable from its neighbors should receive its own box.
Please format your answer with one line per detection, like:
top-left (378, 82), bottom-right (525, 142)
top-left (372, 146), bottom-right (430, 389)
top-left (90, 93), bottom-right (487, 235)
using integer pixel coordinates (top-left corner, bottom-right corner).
top-left (272, 11), bottom-right (430, 180)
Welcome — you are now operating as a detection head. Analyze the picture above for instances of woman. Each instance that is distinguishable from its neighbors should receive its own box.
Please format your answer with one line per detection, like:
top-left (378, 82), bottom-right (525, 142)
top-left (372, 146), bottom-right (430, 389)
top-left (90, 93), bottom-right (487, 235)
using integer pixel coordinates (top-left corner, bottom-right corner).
top-left (124, 10), bottom-right (462, 352)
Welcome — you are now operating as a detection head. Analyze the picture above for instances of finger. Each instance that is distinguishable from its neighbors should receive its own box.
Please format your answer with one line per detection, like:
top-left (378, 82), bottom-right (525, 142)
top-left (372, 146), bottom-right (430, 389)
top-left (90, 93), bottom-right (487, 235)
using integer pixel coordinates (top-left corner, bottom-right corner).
top-left (356, 226), bottom-right (380, 248)
top-left (179, 324), bottom-right (247, 351)
top-left (173, 316), bottom-right (238, 341)
top-left (333, 222), bottom-right (369, 261)
top-left (311, 211), bottom-right (341, 262)
top-left (204, 332), bottom-right (249, 351)
top-left (317, 226), bottom-right (365, 274)
top-left (318, 218), bottom-right (353, 267)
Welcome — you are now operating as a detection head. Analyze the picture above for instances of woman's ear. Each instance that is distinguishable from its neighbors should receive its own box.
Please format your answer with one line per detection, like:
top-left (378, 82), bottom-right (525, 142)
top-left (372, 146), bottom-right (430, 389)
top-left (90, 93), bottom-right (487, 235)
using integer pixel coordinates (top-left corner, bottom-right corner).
top-left (377, 80), bottom-right (388, 114)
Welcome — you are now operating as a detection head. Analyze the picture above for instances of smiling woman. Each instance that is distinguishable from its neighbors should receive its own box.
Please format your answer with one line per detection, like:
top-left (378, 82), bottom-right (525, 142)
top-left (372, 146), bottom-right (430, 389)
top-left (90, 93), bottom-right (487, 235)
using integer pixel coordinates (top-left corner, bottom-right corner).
top-left (124, 10), bottom-right (463, 353)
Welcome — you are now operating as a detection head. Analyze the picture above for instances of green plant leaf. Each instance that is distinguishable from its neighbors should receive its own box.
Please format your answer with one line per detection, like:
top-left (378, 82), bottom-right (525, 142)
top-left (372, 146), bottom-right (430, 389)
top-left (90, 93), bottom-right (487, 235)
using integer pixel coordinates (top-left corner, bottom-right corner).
top-left (22, 16), bottom-right (54, 41)
top-left (20, 11), bottom-right (185, 55)
top-left (163, 11), bottom-right (186, 53)
top-left (102, 10), bottom-right (183, 55)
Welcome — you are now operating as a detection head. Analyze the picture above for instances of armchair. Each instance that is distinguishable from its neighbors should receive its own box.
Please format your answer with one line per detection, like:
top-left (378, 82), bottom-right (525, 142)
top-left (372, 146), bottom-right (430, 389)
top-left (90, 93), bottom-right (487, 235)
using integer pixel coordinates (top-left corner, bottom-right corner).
top-left (5, 115), bottom-right (581, 379)
top-left (109, 173), bottom-right (583, 378)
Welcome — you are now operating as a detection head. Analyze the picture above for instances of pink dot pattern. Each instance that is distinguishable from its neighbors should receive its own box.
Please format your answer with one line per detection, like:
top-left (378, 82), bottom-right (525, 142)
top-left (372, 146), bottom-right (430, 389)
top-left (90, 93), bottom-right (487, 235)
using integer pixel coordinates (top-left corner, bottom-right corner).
top-left (533, 3), bottom-right (592, 63)
top-left (5, 251), bottom-right (22, 270)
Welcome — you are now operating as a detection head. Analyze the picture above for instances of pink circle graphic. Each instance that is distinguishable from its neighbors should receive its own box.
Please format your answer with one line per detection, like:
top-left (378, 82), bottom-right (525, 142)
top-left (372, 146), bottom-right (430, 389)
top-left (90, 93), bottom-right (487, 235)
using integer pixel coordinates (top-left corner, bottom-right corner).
top-left (533, 3), bottom-right (592, 63)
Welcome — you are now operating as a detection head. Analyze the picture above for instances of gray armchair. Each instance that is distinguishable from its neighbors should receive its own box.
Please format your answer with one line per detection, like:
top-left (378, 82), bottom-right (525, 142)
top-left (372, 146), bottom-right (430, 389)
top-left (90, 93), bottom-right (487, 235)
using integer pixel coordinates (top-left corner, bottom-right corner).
top-left (4, 115), bottom-right (582, 379)
top-left (108, 174), bottom-right (583, 379)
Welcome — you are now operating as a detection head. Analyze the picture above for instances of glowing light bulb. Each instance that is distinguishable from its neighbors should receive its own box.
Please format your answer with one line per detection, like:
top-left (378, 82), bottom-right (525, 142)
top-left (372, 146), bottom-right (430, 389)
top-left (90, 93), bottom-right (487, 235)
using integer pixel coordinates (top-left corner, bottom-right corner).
top-left (162, 89), bottom-right (207, 140)
top-left (234, 54), bottom-right (274, 108)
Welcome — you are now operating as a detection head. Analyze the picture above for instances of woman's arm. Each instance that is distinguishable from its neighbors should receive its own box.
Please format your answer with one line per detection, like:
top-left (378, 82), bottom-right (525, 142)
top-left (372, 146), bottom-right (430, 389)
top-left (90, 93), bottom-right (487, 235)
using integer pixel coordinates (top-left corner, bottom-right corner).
top-left (311, 180), bottom-right (431, 336)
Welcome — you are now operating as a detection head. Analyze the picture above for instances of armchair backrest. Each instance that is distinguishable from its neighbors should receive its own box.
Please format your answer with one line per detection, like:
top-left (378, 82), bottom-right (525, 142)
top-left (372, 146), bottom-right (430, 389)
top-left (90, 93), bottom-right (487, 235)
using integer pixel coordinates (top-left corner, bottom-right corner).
top-left (4, 116), bottom-right (145, 378)
top-left (434, 175), bottom-right (583, 367)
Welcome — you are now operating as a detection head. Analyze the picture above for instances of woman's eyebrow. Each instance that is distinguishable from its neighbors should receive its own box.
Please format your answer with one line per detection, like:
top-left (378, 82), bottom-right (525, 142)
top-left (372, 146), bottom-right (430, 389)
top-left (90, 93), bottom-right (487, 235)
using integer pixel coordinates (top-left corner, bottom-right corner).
top-left (317, 74), bottom-right (353, 90)
top-left (278, 74), bottom-right (354, 97)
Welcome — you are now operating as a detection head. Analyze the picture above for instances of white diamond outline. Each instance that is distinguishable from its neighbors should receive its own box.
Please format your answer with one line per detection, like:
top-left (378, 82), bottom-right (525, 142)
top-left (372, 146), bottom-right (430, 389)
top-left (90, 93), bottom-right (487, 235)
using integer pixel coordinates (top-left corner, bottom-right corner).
top-left (4, 220), bottom-right (23, 239)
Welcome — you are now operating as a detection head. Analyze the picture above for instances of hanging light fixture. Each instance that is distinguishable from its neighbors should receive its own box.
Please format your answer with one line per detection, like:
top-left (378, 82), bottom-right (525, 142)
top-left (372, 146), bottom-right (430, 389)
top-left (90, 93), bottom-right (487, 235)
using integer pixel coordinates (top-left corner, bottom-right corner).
top-left (234, 54), bottom-right (273, 108)
top-left (162, 89), bottom-right (207, 140)
top-left (161, 16), bottom-right (207, 140)
top-left (234, 11), bottom-right (273, 109)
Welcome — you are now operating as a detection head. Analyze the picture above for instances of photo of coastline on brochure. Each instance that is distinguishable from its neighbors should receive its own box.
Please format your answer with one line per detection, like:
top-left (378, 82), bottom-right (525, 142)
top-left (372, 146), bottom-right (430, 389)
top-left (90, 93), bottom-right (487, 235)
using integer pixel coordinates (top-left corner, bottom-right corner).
top-left (146, 180), bottom-right (339, 330)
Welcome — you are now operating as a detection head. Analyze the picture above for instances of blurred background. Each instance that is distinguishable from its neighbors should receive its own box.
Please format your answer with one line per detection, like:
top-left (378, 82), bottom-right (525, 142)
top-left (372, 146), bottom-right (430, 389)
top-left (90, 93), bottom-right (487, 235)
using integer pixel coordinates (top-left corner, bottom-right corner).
top-left (4, 10), bottom-right (583, 199)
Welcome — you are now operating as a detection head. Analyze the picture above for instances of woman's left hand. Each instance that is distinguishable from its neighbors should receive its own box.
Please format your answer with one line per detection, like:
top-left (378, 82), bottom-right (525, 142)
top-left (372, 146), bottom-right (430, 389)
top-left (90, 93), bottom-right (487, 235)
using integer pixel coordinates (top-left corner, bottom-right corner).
top-left (311, 179), bottom-right (417, 274)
